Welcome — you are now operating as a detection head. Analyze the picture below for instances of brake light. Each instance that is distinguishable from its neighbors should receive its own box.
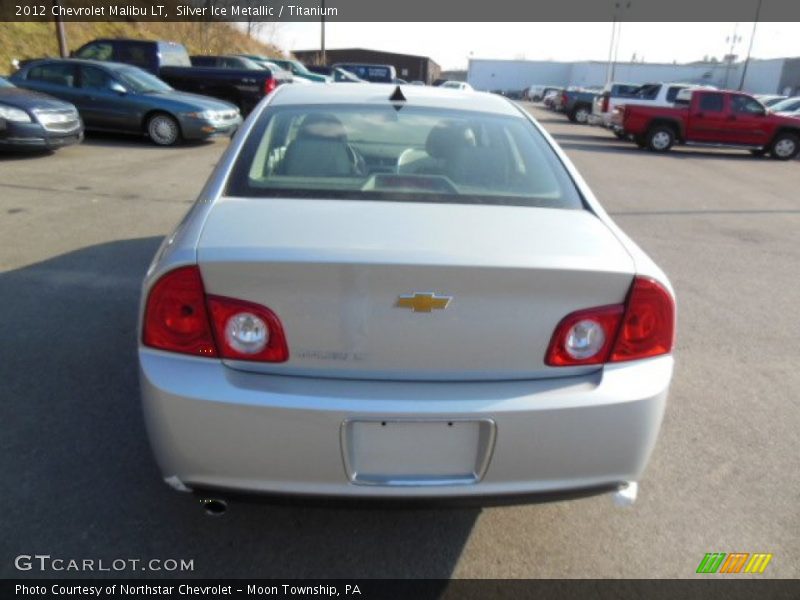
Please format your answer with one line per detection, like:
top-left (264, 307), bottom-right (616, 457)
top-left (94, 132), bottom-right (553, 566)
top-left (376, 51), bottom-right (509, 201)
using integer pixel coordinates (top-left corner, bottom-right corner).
top-left (602, 93), bottom-right (610, 113)
top-left (609, 277), bottom-right (675, 362)
top-left (142, 266), bottom-right (217, 357)
top-left (207, 296), bottom-right (288, 362)
top-left (142, 266), bottom-right (289, 362)
top-left (545, 276), bottom-right (675, 366)
top-left (264, 77), bottom-right (277, 95)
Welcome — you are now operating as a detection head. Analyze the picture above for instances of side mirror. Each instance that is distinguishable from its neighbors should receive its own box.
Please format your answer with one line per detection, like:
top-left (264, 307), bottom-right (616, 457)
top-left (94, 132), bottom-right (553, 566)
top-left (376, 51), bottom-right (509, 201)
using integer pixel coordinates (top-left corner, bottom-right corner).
top-left (110, 82), bottom-right (128, 95)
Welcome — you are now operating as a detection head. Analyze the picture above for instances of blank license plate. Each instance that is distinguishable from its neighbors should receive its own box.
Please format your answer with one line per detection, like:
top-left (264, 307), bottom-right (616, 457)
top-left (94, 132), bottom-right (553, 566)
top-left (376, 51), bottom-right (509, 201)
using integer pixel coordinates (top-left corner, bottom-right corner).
top-left (341, 419), bottom-right (496, 486)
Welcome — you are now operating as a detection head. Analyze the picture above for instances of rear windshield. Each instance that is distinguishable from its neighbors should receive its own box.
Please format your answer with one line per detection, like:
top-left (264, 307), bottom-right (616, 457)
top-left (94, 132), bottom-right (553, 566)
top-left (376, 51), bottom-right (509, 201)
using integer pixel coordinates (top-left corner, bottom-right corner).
top-left (226, 104), bottom-right (583, 209)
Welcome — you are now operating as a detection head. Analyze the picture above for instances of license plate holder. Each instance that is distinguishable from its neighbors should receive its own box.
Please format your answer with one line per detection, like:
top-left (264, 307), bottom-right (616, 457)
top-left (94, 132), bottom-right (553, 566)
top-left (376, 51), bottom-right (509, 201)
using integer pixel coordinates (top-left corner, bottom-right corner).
top-left (341, 419), bottom-right (496, 486)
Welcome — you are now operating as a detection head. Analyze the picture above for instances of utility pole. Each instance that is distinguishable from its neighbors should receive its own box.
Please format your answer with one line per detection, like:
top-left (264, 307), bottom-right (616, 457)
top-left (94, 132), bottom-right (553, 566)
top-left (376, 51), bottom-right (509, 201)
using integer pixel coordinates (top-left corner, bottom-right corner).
top-left (52, 0), bottom-right (68, 57)
top-left (606, 2), bottom-right (631, 86)
top-left (739, 0), bottom-right (764, 91)
top-left (723, 23), bottom-right (742, 89)
top-left (320, 0), bottom-right (326, 65)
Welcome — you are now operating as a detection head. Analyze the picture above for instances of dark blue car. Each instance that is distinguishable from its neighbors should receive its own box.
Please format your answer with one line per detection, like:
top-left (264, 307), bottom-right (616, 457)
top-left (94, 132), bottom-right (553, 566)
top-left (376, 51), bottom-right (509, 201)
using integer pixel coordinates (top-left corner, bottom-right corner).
top-left (11, 59), bottom-right (242, 146)
top-left (0, 76), bottom-right (83, 151)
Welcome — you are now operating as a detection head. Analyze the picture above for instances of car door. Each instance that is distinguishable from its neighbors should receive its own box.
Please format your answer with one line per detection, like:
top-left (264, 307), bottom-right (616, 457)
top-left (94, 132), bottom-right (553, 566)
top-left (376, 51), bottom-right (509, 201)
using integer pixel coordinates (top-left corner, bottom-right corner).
top-left (726, 94), bottom-right (771, 146)
top-left (21, 62), bottom-right (81, 106)
top-left (76, 65), bottom-right (138, 132)
top-left (687, 92), bottom-right (727, 143)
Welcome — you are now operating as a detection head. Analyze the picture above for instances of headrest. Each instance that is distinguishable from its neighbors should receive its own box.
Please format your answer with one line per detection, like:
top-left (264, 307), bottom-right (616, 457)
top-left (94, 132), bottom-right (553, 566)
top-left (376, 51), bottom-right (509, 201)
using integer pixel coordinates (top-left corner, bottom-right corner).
top-left (425, 122), bottom-right (476, 159)
top-left (297, 113), bottom-right (348, 142)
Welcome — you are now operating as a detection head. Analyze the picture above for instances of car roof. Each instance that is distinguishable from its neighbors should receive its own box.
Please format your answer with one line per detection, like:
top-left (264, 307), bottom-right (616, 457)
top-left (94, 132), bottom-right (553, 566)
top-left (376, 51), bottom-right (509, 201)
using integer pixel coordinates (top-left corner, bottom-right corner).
top-left (269, 83), bottom-right (521, 116)
top-left (24, 58), bottom-right (135, 71)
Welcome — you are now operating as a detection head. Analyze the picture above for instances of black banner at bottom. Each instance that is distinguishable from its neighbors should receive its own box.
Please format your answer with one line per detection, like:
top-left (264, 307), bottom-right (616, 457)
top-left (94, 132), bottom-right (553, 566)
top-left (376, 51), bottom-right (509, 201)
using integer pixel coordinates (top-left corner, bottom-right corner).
top-left (3, 579), bottom-right (800, 600)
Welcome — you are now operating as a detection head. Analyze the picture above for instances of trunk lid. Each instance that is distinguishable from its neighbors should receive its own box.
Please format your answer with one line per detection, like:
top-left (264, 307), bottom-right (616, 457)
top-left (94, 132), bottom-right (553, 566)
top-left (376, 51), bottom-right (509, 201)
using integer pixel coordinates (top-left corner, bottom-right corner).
top-left (197, 198), bottom-right (635, 381)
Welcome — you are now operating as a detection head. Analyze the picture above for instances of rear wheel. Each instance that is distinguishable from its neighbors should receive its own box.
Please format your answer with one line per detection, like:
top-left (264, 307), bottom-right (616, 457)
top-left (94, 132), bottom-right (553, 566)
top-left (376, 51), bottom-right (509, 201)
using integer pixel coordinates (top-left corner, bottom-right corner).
top-left (769, 133), bottom-right (799, 160)
top-left (646, 126), bottom-right (675, 152)
top-left (570, 105), bottom-right (591, 124)
top-left (147, 113), bottom-right (181, 146)
top-left (614, 130), bottom-right (628, 140)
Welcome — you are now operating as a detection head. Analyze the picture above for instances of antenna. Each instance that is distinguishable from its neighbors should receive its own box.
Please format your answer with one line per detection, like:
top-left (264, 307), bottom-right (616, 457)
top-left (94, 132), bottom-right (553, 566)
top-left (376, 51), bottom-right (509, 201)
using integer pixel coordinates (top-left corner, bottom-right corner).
top-left (389, 85), bottom-right (406, 102)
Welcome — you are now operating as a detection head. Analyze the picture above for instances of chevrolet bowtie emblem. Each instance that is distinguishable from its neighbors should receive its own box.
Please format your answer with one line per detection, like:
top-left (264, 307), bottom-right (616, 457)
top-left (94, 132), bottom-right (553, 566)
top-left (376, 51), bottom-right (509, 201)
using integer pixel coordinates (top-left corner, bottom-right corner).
top-left (396, 292), bottom-right (452, 313)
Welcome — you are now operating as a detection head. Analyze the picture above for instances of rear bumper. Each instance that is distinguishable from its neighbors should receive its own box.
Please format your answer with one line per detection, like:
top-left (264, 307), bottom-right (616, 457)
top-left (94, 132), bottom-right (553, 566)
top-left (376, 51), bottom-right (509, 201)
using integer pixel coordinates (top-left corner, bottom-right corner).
top-left (139, 350), bottom-right (671, 499)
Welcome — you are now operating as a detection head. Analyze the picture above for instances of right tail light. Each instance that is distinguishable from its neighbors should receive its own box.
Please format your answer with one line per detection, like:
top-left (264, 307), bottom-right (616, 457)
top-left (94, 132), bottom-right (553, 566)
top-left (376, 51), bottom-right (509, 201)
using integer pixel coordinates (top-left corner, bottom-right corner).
top-left (601, 93), bottom-right (610, 113)
top-left (545, 276), bottom-right (675, 366)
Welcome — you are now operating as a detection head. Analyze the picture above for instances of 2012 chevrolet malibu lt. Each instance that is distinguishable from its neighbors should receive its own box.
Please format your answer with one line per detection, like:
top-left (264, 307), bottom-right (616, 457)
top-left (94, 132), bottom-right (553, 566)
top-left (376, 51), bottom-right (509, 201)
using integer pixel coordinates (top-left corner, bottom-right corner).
top-left (139, 84), bottom-right (675, 504)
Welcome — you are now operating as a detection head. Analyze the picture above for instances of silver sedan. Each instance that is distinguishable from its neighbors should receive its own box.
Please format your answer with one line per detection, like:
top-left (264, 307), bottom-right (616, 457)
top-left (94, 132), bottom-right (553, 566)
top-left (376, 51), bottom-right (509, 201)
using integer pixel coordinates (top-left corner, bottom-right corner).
top-left (138, 83), bottom-right (675, 506)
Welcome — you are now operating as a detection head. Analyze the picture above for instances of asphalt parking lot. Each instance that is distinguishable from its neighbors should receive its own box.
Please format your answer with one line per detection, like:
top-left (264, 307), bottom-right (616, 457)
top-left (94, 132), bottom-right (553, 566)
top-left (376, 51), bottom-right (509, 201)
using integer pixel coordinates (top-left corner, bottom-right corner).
top-left (2, 105), bottom-right (799, 579)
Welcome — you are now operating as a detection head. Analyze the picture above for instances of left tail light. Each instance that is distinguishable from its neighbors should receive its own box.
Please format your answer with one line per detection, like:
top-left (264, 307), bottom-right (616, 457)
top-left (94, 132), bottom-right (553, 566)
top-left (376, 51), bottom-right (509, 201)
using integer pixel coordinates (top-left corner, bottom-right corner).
top-left (545, 276), bottom-right (675, 366)
top-left (142, 265), bottom-right (289, 362)
top-left (264, 77), bottom-right (278, 95)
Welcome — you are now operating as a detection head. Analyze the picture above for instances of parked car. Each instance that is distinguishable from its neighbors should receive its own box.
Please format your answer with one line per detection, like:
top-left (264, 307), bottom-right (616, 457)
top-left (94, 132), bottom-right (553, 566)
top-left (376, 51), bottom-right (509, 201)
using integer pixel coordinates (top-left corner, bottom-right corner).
top-left (73, 39), bottom-right (283, 113)
top-left (440, 81), bottom-right (474, 91)
top-left (588, 82), bottom-right (639, 130)
top-left (0, 76), bottom-right (83, 151)
top-left (10, 59), bottom-right (242, 146)
top-left (598, 82), bottom-right (710, 136)
top-left (305, 65), bottom-right (333, 77)
top-left (620, 89), bottom-right (800, 159)
top-left (755, 94), bottom-right (788, 108)
top-left (267, 58), bottom-right (329, 83)
top-left (770, 96), bottom-right (800, 115)
top-left (560, 88), bottom-right (600, 124)
top-left (332, 63), bottom-right (397, 83)
top-left (542, 88), bottom-right (563, 110)
top-left (526, 85), bottom-right (547, 101)
top-left (138, 83), bottom-right (675, 506)
top-left (332, 68), bottom-right (365, 83)
top-left (233, 55), bottom-right (294, 81)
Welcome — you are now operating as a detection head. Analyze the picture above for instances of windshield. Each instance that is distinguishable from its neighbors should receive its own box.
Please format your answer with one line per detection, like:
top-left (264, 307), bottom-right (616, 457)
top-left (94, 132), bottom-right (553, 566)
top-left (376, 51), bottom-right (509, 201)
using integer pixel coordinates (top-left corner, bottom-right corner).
top-left (226, 104), bottom-right (583, 210)
top-left (116, 68), bottom-right (172, 93)
top-left (237, 57), bottom-right (266, 70)
top-left (0, 77), bottom-right (14, 88)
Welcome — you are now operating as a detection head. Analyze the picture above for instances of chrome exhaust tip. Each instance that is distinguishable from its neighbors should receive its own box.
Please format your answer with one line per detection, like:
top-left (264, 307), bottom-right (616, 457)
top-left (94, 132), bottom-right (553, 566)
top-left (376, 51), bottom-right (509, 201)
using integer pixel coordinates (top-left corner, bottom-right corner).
top-left (612, 482), bottom-right (638, 507)
top-left (200, 498), bottom-right (228, 516)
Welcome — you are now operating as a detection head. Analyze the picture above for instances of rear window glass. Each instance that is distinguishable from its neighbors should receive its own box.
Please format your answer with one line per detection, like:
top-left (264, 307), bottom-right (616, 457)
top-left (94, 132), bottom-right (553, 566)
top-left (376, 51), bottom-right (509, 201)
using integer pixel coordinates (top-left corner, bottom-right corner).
top-left (226, 104), bottom-right (583, 210)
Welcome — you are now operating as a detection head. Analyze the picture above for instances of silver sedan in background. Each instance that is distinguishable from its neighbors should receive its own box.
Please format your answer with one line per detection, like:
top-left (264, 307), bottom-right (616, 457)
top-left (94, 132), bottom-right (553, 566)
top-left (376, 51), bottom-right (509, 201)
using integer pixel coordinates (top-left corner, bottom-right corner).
top-left (138, 84), bottom-right (675, 506)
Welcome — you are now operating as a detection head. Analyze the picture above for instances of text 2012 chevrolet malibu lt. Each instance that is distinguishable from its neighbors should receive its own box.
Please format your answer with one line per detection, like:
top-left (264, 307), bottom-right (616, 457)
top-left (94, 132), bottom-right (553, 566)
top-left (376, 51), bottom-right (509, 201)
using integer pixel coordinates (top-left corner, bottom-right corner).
top-left (139, 84), bottom-right (675, 504)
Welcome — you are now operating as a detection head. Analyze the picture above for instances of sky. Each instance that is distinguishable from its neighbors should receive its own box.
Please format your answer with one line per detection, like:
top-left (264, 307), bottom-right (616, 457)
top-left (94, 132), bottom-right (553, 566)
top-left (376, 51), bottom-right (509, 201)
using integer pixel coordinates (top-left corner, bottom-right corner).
top-left (263, 22), bottom-right (800, 70)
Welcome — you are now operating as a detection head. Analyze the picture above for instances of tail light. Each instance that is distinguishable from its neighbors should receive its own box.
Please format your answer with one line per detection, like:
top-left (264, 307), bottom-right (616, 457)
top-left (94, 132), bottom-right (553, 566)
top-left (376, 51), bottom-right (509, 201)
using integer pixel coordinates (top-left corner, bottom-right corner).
top-left (142, 266), bottom-right (289, 362)
top-left (609, 277), bottom-right (675, 362)
top-left (561, 91), bottom-right (568, 105)
top-left (545, 276), bottom-right (674, 366)
top-left (207, 296), bottom-right (288, 362)
top-left (264, 77), bottom-right (277, 95)
top-left (602, 93), bottom-right (610, 113)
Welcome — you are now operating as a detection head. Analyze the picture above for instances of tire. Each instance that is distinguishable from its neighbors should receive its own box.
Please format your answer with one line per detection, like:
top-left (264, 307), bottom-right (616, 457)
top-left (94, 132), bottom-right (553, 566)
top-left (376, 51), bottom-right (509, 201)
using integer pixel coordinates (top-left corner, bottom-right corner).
top-left (570, 105), bottom-right (590, 124)
top-left (646, 125), bottom-right (675, 152)
top-left (614, 130), bottom-right (628, 140)
top-left (147, 113), bottom-right (181, 146)
top-left (768, 132), bottom-right (800, 160)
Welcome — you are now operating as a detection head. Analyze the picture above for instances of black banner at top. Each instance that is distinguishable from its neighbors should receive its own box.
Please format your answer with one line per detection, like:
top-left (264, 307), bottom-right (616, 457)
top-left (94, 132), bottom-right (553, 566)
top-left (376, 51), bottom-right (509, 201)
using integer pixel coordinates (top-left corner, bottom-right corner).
top-left (2, 0), bottom-right (800, 22)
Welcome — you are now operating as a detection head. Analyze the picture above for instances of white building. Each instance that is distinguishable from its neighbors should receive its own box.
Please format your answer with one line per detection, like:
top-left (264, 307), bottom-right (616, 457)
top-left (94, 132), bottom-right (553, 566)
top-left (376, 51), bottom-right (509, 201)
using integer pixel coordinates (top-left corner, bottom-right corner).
top-left (467, 57), bottom-right (800, 96)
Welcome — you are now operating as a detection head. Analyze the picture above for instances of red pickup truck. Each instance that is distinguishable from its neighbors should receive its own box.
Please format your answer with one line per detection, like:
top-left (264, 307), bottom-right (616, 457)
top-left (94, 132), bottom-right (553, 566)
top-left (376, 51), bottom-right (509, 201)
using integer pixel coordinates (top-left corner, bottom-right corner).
top-left (620, 89), bottom-right (800, 160)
